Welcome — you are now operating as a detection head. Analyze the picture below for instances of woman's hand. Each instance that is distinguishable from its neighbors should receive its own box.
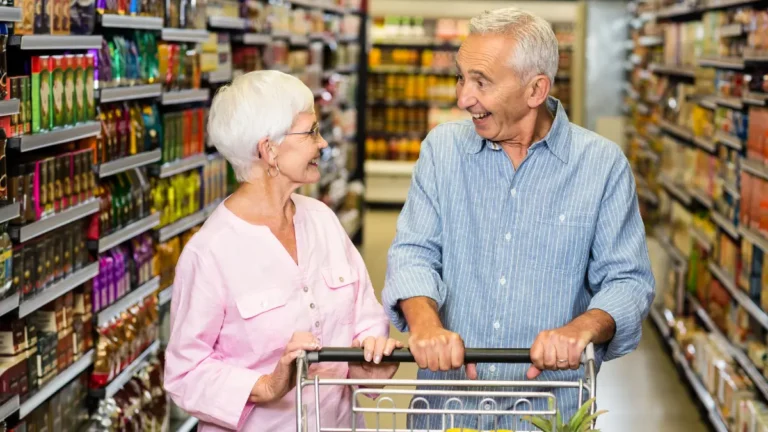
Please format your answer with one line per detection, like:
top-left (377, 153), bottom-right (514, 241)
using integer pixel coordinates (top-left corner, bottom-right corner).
top-left (347, 336), bottom-right (403, 381)
top-left (249, 332), bottom-right (320, 404)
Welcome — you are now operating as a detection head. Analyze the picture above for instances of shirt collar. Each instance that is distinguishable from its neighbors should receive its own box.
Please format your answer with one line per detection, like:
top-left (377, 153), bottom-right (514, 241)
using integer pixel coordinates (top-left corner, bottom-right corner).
top-left (462, 96), bottom-right (571, 164)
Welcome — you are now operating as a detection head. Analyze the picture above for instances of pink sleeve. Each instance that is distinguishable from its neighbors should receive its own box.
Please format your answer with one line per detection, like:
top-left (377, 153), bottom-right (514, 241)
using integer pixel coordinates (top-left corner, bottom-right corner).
top-left (346, 235), bottom-right (390, 342)
top-left (163, 249), bottom-right (261, 430)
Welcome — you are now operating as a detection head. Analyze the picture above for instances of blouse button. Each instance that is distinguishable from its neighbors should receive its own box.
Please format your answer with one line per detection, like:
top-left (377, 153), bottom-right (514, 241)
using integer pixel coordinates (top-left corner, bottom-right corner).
top-left (303, 286), bottom-right (309, 292)
top-left (315, 321), bottom-right (320, 328)
top-left (310, 303), bottom-right (315, 309)
top-left (339, 277), bottom-right (344, 283)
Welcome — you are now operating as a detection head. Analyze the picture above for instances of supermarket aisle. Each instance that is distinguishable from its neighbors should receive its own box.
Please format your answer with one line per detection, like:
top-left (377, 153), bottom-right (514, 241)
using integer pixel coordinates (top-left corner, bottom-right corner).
top-left (361, 209), bottom-right (708, 431)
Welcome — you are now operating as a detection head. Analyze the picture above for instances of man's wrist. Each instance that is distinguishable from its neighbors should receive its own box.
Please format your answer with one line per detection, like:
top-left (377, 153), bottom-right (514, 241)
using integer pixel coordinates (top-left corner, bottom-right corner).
top-left (571, 309), bottom-right (616, 344)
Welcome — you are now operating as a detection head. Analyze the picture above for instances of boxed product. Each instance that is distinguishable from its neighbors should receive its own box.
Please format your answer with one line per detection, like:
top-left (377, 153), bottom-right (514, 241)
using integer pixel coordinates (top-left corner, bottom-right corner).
top-left (31, 56), bottom-right (52, 133)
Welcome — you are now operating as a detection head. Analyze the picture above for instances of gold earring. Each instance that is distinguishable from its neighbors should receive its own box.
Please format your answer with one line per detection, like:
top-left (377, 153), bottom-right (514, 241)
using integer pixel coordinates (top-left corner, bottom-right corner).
top-left (267, 156), bottom-right (280, 178)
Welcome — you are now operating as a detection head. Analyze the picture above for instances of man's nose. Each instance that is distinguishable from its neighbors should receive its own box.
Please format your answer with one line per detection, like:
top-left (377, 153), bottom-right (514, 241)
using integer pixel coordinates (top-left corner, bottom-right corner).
top-left (456, 86), bottom-right (476, 110)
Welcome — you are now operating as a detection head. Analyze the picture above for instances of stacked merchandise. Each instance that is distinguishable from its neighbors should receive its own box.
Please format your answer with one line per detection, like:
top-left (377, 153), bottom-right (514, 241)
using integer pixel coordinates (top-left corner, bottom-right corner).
top-left (0, 0), bottom-right (367, 430)
top-left (627, 1), bottom-right (768, 430)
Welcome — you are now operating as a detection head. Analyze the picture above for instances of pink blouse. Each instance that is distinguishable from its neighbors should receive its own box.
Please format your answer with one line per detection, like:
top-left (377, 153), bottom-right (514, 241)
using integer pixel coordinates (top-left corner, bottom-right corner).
top-left (163, 194), bottom-right (390, 431)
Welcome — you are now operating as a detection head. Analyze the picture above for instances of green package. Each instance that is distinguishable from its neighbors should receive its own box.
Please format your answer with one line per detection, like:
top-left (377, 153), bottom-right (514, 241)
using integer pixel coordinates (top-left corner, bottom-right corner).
top-left (63, 55), bottom-right (75, 126)
top-left (51, 56), bottom-right (65, 128)
top-left (74, 55), bottom-right (85, 123)
top-left (85, 54), bottom-right (95, 121)
top-left (32, 56), bottom-right (51, 133)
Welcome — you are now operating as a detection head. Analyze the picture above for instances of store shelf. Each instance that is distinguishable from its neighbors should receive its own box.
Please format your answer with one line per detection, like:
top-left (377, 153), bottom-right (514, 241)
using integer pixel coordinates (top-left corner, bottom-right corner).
top-left (161, 28), bottom-right (210, 43)
top-left (743, 91), bottom-right (768, 106)
top-left (241, 33), bottom-right (272, 45)
top-left (740, 225), bottom-right (768, 253)
top-left (719, 23), bottom-right (744, 37)
top-left (0, 6), bottom-right (21, 22)
top-left (690, 187), bottom-right (713, 209)
top-left (698, 96), bottom-right (718, 110)
top-left (97, 149), bottom-right (162, 178)
top-left (659, 119), bottom-right (693, 142)
top-left (714, 131), bottom-right (743, 151)
top-left (157, 208), bottom-right (210, 242)
top-left (7, 121), bottom-right (101, 152)
top-left (100, 14), bottom-right (163, 30)
top-left (208, 16), bottom-right (247, 31)
top-left (659, 175), bottom-right (692, 207)
top-left (0, 203), bottom-right (20, 226)
top-left (19, 349), bottom-right (94, 418)
top-left (649, 305), bottom-right (670, 338)
top-left (711, 211), bottom-right (739, 240)
top-left (94, 213), bottom-right (161, 253)
top-left (151, 153), bottom-right (208, 178)
top-left (689, 293), bottom-right (768, 402)
top-left (0, 396), bottom-right (18, 423)
top-left (158, 285), bottom-right (172, 306)
top-left (0, 99), bottom-right (20, 117)
top-left (690, 226), bottom-right (713, 252)
top-left (692, 136), bottom-right (716, 153)
top-left (98, 84), bottom-right (163, 103)
top-left (660, 236), bottom-right (688, 266)
top-left (175, 417), bottom-right (199, 432)
top-left (721, 177), bottom-right (740, 199)
top-left (365, 160), bottom-right (416, 176)
top-left (650, 63), bottom-right (696, 78)
top-left (638, 188), bottom-right (659, 206)
top-left (98, 341), bottom-right (160, 398)
top-left (709, 261), bottom-right (768, 329)
top-left (714, 96), bottom-right (744, 110)
top-left (0, 293), bottom-right (19, 319)
top-left (206, 69), bottom-right (232, 84)
top-left (698, 56), bottom-right (744, 70)
top-left (638, 35), bottom-right (663, 46)
top-left (9, 199), bottom-right (100, 243)
top-left (290, 35), bottom-right (310, 46)
top-left (161, 88), bottom-right (210, 105)
top-left (9, 35), bottom-right (103, 50)
top-left (18, 262), bottom-right (99, 318)
top-left (96, 277), bottom-right (160, 327)
top-left (742, 158), bottom-right (768, 181)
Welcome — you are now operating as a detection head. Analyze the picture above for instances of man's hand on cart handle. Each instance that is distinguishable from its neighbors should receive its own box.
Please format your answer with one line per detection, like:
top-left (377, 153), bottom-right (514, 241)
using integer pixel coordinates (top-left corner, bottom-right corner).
top-left (526, 309), bottom-right (615, 379)
top-left (249, 332), bottom-right (320, 404)
top-left (408, 327), bottom-right (478, 380)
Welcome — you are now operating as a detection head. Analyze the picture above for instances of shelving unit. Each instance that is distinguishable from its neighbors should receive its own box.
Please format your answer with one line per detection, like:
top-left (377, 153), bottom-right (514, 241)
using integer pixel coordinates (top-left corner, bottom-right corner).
top-left (627, 0), bottom-right (768, 428)
top-left (92, 341), bottom-right (160, 398)
top-left (18, 262), bottom-right (100, 318)
top-left (91, 213), bottom-right (161, 253)
top-left (8, 200), bottom-right (100, 243)
top-left (97, 149), bottom-right (162, 178)
top-left (7, 122), bottom-right (101, 152)
top-left (19, 350), bottom-right (94, 418)
top-left (96, 277), bottom-right (160, 327)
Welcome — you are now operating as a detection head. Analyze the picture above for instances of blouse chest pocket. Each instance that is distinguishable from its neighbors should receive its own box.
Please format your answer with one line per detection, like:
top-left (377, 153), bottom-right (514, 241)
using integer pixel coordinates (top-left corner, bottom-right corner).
top-left (319, 265), bottom-right (358, 324)
top-left (235, 288), bottom-right (295, 358)
top-left (526, 211), bottom-right (595, 275)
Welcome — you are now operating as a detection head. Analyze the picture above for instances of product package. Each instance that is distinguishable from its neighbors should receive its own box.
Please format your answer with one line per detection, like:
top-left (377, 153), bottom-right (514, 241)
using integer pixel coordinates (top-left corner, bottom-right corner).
top-left (51, 56), bottom-right (65, 128)
top-left (69, 0), bottom-right (95, 35)
top-left (31, 56), bottom-right (51, 133)
top-left (33, 0), bottom-right (49, 34)
top-left (15, 0), bottom-right (34, 35)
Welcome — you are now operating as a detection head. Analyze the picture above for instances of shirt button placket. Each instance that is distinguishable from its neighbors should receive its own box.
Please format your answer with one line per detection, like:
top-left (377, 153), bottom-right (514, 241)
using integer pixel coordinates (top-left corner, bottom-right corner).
top-left (304, 283), bottom-right (322, 336)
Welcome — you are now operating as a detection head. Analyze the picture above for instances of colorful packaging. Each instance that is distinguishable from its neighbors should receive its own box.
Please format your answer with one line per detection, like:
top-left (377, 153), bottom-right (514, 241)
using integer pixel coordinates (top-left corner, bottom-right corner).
top-left (51, 56), bottom-right (65, 128)
top-left (69, 0), bottom-right (95, 35)
top-left (22, 76), bottom-right (31, 133)
top-left (63, 55), bottom-right (75, 125)
top-left (15, 0), bottom-right (34, 35)
top-left (34, 0), bottom-right (49, 34)
top-left (31, 56), bottom-right (51, 133)
top-left (85, 54), bottom-right (95, 120)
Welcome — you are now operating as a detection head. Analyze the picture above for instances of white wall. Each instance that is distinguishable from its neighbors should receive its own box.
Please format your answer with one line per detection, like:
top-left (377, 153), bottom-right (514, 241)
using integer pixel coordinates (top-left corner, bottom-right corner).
top-left (369, 0), bottom-right (578, 22)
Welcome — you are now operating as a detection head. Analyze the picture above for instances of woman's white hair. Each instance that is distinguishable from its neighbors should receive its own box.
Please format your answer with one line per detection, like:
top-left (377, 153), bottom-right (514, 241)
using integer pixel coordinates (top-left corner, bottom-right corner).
top-left (469, 7), bottom-right (559, 84)
top-left (207, 70), bottom-right (314, 182)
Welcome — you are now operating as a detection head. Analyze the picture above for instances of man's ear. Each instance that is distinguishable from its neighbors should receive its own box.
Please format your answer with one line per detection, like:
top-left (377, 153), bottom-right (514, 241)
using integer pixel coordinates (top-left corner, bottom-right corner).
top-left (528, 75), bottom-right (552, 109)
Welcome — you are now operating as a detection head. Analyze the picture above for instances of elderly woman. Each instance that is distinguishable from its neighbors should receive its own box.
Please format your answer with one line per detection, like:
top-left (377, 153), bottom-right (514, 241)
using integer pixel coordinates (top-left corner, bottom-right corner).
top-left (163, 70), bottom-right (401, 431)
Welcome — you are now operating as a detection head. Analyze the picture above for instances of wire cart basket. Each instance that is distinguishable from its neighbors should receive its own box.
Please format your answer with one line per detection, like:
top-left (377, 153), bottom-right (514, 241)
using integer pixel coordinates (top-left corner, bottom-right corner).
top-left (296, 344), bottom-right (597, 432)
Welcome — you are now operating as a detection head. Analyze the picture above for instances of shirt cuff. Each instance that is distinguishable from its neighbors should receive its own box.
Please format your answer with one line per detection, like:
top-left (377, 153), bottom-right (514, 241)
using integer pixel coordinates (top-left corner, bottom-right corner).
top-left (587, 284), bottom-right (643, 362)
top-left (383, 282), bottom-right (443, 333)
top-left (218, 367), bottom-right (262, 429)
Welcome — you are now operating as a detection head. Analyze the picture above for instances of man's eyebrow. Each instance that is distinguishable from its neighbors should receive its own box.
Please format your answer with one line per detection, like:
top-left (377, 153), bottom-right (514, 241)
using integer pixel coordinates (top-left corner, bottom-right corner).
top-left (468, 69), bottom-right (491, 80)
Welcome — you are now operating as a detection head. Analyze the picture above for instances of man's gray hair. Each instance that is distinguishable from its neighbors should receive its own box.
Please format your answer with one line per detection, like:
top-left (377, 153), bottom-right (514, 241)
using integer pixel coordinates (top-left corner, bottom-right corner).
top-left (469, 7), bottom-right (559, 84)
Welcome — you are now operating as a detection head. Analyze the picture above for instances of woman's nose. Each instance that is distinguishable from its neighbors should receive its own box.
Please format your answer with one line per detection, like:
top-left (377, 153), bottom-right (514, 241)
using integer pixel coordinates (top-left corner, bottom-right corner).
top-left (318, 137), bottom-right (329, 149)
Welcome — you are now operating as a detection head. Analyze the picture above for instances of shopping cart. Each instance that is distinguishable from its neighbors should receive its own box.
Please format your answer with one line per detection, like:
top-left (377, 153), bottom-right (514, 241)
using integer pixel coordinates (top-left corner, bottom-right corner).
top-left (295, 343), bottom-right (597, 432)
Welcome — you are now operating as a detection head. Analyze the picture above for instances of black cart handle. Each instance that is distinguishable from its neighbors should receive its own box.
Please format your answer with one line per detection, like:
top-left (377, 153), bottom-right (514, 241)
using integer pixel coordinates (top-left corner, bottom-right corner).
top-left (305, 347), bottom-right (531, 364)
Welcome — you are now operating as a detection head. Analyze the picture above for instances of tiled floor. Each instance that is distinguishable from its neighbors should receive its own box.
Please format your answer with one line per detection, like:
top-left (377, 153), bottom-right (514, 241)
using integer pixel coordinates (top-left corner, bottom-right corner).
top-left (359, 209), bottom-right (708, 431)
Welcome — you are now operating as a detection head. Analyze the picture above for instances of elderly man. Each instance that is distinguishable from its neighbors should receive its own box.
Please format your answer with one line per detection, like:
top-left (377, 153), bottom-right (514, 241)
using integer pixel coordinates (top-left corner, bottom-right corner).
top-left (382, 6), bottom-right (655, 429)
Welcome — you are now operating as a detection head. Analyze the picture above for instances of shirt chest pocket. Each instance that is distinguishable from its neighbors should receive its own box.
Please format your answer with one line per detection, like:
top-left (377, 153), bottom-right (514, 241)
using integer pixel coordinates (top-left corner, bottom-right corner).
top-left (319, 264), bottom-right (359, 324)
top-left (235, 288), bottom-right (296, 359)
top-left (526, 211), bottom-right (595, 275)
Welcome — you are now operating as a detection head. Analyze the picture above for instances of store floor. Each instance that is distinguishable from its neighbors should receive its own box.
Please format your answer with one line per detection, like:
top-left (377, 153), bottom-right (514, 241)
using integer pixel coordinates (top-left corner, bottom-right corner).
top-left (359, 209), bottom-right (708, 431)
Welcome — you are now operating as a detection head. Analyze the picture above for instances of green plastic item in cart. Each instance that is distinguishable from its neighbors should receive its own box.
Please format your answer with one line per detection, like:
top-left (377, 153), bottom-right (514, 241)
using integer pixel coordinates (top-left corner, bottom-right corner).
top-left (523, 398), bottom-right (606, 432)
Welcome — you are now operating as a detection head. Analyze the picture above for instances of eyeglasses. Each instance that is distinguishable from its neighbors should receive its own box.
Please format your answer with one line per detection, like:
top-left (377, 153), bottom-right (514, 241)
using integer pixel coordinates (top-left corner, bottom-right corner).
top-left (285, 123), bottom-right (321, 141)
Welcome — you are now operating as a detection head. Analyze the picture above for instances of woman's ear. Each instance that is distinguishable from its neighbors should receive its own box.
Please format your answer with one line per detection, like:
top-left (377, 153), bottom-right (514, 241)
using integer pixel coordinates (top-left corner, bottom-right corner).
top-left (256, 136), bottom-right (272, 162)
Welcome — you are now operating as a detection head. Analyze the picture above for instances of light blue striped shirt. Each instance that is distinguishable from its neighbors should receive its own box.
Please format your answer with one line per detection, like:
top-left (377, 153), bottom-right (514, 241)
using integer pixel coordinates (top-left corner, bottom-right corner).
top-left (382, 97), bottom-right (655, 429)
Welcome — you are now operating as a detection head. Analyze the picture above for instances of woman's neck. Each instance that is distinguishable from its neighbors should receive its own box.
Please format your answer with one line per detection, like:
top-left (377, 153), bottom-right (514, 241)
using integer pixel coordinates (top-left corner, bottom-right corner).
top-left (225, 178), bottom-right (298, 226)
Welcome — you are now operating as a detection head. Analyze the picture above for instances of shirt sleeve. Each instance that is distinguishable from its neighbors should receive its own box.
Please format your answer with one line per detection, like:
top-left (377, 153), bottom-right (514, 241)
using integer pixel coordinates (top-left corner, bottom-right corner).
top-left (344, 233), bottom-right (390, 342)
top-left (381, 134), bottom-right (448, 332)
top-left (586, 156), bottom-right (656, 362)
top-left (163, 248), bottom-right (262, 430)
